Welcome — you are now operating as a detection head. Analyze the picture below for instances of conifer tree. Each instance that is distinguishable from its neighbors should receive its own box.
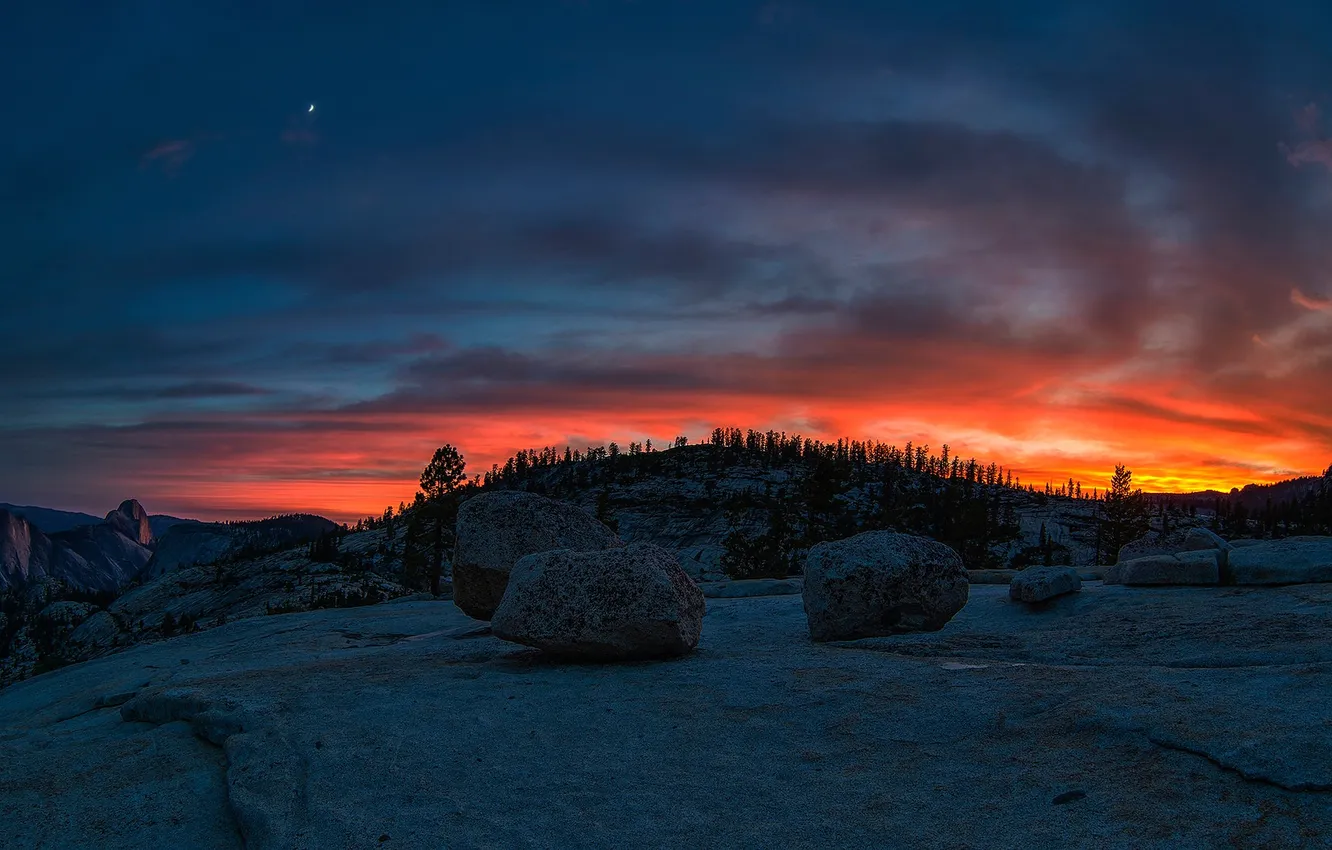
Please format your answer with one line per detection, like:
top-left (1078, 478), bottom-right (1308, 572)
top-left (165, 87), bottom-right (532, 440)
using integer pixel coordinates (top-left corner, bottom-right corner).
top-left (417, 445), bottom-right (467, 595)
top-left (1099, 465), bottom-right (1150, 563)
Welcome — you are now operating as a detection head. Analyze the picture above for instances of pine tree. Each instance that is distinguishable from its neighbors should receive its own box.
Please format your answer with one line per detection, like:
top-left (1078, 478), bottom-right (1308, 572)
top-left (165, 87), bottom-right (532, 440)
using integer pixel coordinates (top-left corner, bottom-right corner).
top-left (1100, 465), bottom-right (1150, 563)
top-left (418, 445), bottom-right (467, 595)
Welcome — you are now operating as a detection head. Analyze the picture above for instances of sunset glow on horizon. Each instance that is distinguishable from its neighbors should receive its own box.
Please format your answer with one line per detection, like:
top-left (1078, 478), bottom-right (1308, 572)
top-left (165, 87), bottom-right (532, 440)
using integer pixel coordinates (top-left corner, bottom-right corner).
top-left (5, 4), bottom-right (1332, 523)
top-left (29, 391), bottom-right (1326, 525)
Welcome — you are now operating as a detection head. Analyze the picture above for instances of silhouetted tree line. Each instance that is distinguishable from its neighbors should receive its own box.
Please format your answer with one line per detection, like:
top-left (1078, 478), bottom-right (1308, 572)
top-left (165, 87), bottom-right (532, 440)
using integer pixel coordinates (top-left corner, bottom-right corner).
top-left (361, 432), bottom-right (1332, 582)
top-left (463, 429), bottom-right (1045, 573)
top-left (472, 428), bottom-right (1116, 500)
top-left (1207, 464), bottom-right (1332, 539)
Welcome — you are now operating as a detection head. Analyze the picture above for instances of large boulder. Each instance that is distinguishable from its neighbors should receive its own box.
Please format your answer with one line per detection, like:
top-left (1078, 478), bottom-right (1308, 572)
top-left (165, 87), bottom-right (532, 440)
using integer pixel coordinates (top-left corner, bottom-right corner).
top-left (1225, 537), bottom-right (1332, 585)
top-left (802, 531), bottom-right (968, 642)
top-left (452, 491), bottom-right (622, 620)
top-left (1117, 527), bottom-right (1231, 564)
top-left (1107, 550), bottom-right (1220, 586)
top-left (1009, 566), bottom-right (1081, 603)
top-left (491, 543), bottom-right (705, 661)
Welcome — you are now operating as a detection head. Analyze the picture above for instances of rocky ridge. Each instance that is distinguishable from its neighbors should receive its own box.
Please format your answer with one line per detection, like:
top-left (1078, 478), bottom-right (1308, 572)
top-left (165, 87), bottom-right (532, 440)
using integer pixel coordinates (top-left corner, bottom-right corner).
top-left (506, 447), bottom-right (1105, 580)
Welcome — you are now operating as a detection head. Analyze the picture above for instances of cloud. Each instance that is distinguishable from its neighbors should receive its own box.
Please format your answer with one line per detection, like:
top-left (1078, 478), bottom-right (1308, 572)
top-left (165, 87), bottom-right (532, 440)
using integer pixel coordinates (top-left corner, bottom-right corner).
top-left (1281, 140), bottom-right (1332, 170)
top-left (140, 139), bottom-right (196, 174)
top-left (8, 1), bottom-right (1332, 518)
top-left (1293, 288), bottom-right (1332, 312)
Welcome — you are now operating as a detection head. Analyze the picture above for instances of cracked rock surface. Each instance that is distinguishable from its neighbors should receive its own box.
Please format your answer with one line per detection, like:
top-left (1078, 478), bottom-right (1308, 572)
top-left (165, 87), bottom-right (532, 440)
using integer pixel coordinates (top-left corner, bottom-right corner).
top-left (1, 583), bottom-right (1330, 849)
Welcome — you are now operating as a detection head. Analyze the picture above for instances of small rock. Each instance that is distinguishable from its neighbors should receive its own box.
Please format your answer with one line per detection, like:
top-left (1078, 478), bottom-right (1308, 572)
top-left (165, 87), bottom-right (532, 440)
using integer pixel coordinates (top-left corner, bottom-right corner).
top-left (802, 531), bottom-right (968, 642)
top-left (1009, 567), bottom-right (1081, 603)
top-left (491, 543), bottom-right (705, 661)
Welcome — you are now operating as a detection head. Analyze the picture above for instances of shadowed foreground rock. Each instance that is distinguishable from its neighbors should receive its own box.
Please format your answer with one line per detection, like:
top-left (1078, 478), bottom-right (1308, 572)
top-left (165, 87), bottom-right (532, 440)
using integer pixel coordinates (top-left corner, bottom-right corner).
top-left (491, 543), bottom-right (705, 660)
top-left (1226, 537), bottom-right (1332, 585)
top-left (3, 584), bottom-right (1331, 849)
top-left (802, 531), bottom-right (969, 642)
top-left (1009, 566), bottom-right (1081, 603)
top-left (452, 491), bottom-right (622, 621)
top-left (1107, 550), bottom-right (1222, 586)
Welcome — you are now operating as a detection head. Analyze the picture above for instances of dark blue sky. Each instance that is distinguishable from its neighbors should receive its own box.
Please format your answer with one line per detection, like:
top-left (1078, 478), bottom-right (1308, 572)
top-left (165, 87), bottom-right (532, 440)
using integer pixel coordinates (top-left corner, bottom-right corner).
top-left (5, 1), bottom-right (1332, 519)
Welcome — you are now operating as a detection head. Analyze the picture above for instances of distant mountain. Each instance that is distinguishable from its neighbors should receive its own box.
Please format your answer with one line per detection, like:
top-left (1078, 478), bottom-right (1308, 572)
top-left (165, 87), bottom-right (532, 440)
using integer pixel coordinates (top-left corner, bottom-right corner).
top-left (150, 514), bottom-right (198, 537)
top-left (144, 514), bottom-right (343, 579)
top-left (1156, 469), bottom-right (1331, 512)
top-left (105, 500), bottom-right (154, 547)
top-left (0, 505), bottom-right (100, 535)
top-left (3, 509), bottom-right (350, 687)
top-left (0, 509), bottom-right (150, 594)
top-left (0, 502), bottom-right (197, 537)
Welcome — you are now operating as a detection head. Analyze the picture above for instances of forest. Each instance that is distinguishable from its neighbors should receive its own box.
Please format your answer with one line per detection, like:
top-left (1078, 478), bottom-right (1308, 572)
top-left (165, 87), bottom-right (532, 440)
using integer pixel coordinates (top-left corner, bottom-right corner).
top-left (360, 429), bottom-right (1332, 583)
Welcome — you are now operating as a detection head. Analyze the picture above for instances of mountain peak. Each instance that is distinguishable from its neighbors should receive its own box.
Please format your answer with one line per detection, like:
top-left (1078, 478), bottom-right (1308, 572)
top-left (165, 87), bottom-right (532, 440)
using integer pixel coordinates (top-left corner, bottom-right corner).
top-left (106, 499), bottom-right (153, 547)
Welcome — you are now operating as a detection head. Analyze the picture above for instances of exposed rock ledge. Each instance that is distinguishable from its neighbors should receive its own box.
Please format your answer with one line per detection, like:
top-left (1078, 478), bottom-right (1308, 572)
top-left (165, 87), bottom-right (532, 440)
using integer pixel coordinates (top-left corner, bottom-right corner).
top-left (2, 584), bottom-right (1330, 849)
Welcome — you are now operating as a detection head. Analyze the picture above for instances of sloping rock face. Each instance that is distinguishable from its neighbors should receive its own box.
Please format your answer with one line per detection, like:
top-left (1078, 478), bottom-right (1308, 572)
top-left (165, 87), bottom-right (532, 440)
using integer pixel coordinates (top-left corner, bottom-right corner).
top-left (1226, 536), bottom-right (1332, 585)
top-left (492, 543), bottom-right (705, 660)
top-left (1117, 527), bottom-right (1231, 564)
top-left (1108, 550), bottom-right (1221, 586)
top-left (452, 491), bottom-right (622, 620)
top-left (1009, 567), bottom-right (1081, 603)
top-left (3, 584), bottom-right (1331, 849)
top-left (51, 524), bottom-right (152, 592)
top-left (105, 500), bottom-right (154, 548)
top-left (802, 531), bottom-right (968, 641)
top-left (0, 510), bottom-right (54, 590)
top-left (64, 611), bottom-right (122, 658)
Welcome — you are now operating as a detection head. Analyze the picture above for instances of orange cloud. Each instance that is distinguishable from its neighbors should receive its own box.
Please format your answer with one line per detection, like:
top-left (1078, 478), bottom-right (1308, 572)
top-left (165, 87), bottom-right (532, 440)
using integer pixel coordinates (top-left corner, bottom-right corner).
top-left (1292, 288), bottom-right (1332, 312)
top-left (92, 372), bottom-right (1328, 524)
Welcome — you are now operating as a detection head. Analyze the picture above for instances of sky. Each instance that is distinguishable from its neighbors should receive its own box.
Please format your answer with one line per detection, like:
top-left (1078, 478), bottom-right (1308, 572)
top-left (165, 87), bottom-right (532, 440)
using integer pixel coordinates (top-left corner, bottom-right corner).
top-left (5, 1), bottom-right (1332, 523)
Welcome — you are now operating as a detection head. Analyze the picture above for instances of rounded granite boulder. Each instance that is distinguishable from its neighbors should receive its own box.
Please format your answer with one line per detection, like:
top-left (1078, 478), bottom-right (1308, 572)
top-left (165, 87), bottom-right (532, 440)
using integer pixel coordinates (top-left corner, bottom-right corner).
top-left (451, 491), bottom-right (623, 621)
top-left (1009, 566), bottom-right (1081, 603)
top-left (802, 531), bottom-right (969, 642)
top-left (491, 543), bottom-right (705, 661)
top-left (1116, 527), bottom-right (1231, 565)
